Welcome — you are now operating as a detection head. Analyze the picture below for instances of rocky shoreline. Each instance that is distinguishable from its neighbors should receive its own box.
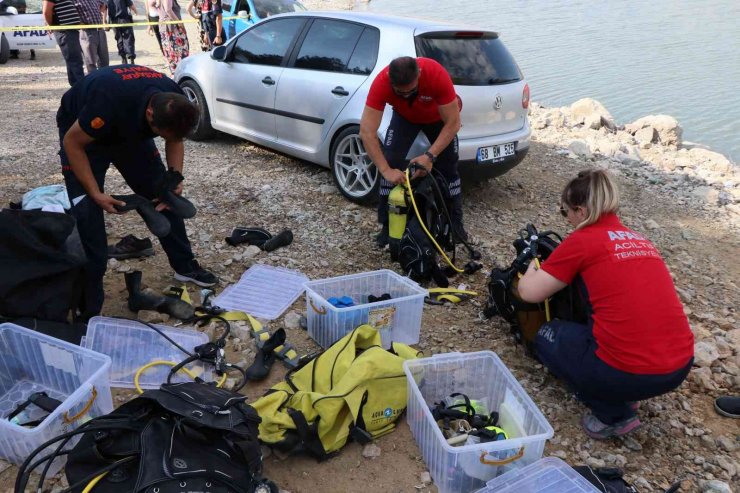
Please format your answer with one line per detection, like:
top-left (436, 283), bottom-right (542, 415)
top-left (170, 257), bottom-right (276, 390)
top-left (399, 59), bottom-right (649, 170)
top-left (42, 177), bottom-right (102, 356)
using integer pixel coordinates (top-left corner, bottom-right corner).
top-left (529, 98), bottom-right (740, 224)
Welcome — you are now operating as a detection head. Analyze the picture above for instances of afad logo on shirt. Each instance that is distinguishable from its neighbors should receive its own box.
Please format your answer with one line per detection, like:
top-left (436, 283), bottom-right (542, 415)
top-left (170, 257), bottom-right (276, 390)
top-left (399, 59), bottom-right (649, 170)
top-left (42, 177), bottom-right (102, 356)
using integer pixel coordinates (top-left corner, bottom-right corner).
top-left (90, 117), bottom-right (105, 129)
top-left (113, 66), bottom-right (164, 81)
top-left (607, 229), bottom-right (661, 262)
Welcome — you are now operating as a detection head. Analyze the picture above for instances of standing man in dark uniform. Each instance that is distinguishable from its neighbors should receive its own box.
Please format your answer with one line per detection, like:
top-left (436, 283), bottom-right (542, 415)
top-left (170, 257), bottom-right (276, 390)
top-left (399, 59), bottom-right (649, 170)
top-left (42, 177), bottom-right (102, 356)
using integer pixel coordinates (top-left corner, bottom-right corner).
top-left (107, 0), bottom-right (137, 64)
top-left (360, 56), bottom-right (464, 247)
top-left (58, 65), bottom-right (217, 321)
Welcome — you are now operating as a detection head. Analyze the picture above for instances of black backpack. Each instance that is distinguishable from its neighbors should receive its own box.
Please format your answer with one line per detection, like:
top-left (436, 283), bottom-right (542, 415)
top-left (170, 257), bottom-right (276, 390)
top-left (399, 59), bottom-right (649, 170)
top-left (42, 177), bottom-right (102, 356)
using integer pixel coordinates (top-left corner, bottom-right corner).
top-left (483, 224), bottom-right (587, 352)
top-left (0, 209), bottom-right (85, 322)
top-left (397, 172), bottom-right (478, 287)
top-left (16, 382), bottom-right (276, 493)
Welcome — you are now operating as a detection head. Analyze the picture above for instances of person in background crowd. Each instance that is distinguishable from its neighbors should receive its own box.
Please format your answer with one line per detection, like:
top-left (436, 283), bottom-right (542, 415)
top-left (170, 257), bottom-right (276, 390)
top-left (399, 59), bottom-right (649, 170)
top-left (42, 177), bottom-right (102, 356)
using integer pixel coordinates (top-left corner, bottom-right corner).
top-left (517, 169), bottom-right (694, 439)
top-left (78, 0), bottom-right (109, 73)
top-left (145, 0), bottom-right (164, 54)
top-left (199, 0), bottom-right (225, 48)
top-left (157, 0), bottom-right (189, 74)
top-left (186, 0), bottom-right (209, 51)
top-left (107, 0), bottom-right (137, 64)
top-left (43, 0), bottom-right (84, 86)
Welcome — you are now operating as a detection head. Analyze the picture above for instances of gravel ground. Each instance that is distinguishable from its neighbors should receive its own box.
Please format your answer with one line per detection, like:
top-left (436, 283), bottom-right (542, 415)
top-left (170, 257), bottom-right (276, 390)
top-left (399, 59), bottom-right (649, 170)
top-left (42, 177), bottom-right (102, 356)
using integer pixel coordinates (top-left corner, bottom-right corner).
top-left (0, 2), bottom-right (738, 492)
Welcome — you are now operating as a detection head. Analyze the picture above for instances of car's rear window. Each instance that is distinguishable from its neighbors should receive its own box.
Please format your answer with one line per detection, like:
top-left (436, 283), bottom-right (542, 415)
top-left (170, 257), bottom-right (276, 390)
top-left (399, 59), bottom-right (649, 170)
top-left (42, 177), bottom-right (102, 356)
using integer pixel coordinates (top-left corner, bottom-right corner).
top-left (415, 32), bottom-right (523, 86)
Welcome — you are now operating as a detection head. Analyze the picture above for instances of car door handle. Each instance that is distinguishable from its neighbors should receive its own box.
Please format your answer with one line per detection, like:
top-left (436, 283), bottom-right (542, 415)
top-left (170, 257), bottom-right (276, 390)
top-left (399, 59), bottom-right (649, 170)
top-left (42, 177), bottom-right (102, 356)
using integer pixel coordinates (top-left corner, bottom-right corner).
top-left (331, 86), bottom-right (349, 96)
top-left (262, 77), bottom-right (276, 86)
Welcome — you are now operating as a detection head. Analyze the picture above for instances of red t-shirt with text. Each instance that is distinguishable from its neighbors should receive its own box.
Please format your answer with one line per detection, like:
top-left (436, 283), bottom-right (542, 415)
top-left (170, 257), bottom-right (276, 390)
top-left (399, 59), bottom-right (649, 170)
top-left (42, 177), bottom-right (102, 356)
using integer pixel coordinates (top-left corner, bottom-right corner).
top-left (365, 58), bottom-right (456, 124)
top-left (541, 213), bottom-right (693, 374)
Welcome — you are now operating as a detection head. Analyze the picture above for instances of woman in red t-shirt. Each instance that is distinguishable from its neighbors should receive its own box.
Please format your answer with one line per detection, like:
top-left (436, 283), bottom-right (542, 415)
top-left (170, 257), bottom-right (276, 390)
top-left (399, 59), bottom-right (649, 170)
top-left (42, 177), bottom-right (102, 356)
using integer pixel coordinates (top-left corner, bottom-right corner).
top-left (517, 169), bottom-right (694, 439)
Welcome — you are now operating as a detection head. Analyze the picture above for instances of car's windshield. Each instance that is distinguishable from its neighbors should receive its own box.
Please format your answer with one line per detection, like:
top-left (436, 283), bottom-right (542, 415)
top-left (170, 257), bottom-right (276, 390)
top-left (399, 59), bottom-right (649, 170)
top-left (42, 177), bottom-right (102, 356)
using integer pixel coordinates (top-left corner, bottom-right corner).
top-left (253, 0), bottom-right (306, 19)
top-left (415, 32), bottom-right (523, 86)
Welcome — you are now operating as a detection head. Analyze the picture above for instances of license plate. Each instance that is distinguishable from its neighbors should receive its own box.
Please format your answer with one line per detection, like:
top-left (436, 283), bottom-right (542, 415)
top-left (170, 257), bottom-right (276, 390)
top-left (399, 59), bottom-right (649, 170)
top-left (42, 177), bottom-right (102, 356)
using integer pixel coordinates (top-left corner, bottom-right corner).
top-left (477, 142), bottom-right (515, 163)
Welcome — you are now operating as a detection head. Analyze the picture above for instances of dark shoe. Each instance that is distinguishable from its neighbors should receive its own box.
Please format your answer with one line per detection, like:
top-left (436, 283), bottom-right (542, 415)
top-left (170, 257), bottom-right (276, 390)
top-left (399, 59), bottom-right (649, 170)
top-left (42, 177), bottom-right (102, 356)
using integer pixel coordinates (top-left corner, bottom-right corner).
top-left (112, 194), bottom-right (172, 238)
top-left (160, 190), bottom-right (197, 218)
top-left (9, 50), bottom-right (18, 59)
top-left (581, 413), bottom-right (642, 440)
top-left (108, 235), bottom-right (154, 259)
top-left (261, 229), bottom-right (293, 252)
top-left (714, 396), bottom-right (740, 418)
top-left (245, 328), bottom-right (286, 381)
top-left (125, 270), bottom-right (194, 320)
top-left (174, 261), bottom-right (218, 287)
top-left (128, 56), bottom-right (136, 64)
top-left (30, 49), bottom-right (35, 60)
top-left (375, 224), bottom-right (389, 249)
top-left (121, 56), bottom-right (127, 64)
top-left (225, 227), bottom-right (271, 247)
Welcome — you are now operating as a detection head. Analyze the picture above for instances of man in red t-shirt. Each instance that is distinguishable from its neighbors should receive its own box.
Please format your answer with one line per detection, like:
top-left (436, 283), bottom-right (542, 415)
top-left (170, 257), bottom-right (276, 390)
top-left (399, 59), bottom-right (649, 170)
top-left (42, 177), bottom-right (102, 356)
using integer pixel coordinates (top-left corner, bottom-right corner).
top-left (359, 56), bottom-right (463, 247)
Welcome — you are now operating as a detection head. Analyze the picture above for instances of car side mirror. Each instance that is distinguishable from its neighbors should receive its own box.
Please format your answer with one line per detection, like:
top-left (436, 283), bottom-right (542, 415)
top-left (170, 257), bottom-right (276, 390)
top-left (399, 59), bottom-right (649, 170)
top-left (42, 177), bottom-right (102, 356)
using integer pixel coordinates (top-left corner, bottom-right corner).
top-left (237, 9), bottom-right (251, 20)
top-left (211, 45), bottom-right (228, 61)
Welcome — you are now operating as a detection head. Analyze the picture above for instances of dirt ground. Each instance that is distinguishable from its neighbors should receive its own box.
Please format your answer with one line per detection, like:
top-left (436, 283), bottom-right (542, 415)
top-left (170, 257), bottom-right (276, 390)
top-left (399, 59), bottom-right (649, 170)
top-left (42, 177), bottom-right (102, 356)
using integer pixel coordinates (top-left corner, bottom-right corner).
top-left (0, 6), bottom-right (738, 493)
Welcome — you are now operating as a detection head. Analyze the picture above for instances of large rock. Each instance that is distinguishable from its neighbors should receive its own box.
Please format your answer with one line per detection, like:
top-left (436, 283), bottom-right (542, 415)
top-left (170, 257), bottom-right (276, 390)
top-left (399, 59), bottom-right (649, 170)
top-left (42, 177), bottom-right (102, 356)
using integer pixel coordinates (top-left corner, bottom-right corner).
top-left (625, 115), bottom-right (683, 147)
top-left (568, 140), bottom-right (593, 159)
top-left (634, 127), bottom-right (657, 148)
top-left (694, 341), bottom-right (720, 367)
top-left (701, 480), bottom-right (732, 493)
top-left (691, 367), bottom-right (716, 390)
top-left (570, 98), bottom-right (615, 130)
top-left (688, 148), bottom-right (734, 175)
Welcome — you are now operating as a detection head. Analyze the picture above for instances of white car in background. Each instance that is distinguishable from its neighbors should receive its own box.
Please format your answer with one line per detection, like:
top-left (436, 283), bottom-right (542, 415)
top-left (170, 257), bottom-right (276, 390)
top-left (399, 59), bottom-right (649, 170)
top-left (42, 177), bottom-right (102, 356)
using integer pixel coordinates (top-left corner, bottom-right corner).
top-left (175, 11), bottom-right (531, 204)
top-left (0, 0), bottom-right (57, 63)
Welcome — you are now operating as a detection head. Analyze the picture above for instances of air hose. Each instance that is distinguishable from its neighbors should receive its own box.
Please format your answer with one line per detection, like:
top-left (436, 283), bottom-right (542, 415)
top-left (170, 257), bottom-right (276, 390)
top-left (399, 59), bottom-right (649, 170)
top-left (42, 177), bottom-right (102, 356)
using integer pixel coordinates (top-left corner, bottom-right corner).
top-left (403, 166), bottom-right (465, 273)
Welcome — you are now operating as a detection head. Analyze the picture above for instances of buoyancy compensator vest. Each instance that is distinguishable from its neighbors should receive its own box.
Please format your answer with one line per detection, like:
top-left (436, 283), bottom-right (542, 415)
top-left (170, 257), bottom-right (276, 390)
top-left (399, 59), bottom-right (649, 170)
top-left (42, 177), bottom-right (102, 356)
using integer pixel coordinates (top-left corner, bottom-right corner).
top-left (483, 224), bottom-right (587, 352)
top-left (15, 382), bottom-right (275, 493)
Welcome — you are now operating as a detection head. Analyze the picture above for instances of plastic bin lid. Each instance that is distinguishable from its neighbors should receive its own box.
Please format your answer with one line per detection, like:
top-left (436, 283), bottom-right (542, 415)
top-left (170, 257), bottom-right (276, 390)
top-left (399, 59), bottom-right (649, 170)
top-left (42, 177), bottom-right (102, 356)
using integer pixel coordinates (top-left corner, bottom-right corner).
top-left (482, 457), bottom-right (600, 493)
top-left (212, 264), bottom-right (309, 320)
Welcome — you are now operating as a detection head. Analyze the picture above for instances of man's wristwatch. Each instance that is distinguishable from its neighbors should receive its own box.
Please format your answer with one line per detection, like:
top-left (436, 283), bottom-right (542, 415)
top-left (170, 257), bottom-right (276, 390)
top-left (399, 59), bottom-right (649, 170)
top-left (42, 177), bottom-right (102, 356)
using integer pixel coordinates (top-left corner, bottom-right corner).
top-left (424, 151), bottom-right (436, 163)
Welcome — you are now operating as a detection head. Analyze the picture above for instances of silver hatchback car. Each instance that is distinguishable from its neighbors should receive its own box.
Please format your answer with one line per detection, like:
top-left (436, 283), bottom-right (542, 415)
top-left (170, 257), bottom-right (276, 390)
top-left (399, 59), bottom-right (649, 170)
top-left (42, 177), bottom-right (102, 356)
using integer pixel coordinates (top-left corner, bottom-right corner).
top-left (174, 11), bottom-right (530, 204)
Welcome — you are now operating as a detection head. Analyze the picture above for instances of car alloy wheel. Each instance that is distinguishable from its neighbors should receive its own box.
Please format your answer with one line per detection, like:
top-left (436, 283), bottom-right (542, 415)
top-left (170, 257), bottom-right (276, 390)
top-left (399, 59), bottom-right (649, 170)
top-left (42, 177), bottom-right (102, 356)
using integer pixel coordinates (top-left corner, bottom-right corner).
top-left (331, 126), bottom-right (378, 204)
top-left (179, 79), bottom-right (215, 141)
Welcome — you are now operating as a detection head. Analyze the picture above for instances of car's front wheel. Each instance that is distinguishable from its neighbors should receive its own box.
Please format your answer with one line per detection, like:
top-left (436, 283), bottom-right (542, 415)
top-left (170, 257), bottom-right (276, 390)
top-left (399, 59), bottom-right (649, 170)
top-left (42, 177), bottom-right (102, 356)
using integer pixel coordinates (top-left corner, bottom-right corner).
top-left (0, 35), bottom-right (10, 65)
top-left (330, 125), bottom-right (379, 205)
top-left (180, 79), bottom-right (215, 141)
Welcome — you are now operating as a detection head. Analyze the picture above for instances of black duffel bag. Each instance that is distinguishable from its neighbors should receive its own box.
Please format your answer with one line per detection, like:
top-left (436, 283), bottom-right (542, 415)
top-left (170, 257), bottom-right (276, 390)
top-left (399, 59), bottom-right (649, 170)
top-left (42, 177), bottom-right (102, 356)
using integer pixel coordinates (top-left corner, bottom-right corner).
top-left (16, 382), bottom-right (277, 493)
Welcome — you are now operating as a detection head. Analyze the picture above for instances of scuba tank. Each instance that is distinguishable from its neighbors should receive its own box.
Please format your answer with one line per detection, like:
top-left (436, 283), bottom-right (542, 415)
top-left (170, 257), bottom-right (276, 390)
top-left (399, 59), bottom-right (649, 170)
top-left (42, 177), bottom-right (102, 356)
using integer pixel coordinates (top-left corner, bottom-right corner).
top-left (388, 184), bottom-right (408, 261)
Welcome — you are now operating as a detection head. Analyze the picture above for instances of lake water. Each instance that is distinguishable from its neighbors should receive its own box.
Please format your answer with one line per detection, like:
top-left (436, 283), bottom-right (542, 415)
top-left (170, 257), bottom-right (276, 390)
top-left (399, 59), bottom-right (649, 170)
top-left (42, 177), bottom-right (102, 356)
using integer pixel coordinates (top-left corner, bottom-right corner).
top-left (356, 0), bottom-right (739, 163)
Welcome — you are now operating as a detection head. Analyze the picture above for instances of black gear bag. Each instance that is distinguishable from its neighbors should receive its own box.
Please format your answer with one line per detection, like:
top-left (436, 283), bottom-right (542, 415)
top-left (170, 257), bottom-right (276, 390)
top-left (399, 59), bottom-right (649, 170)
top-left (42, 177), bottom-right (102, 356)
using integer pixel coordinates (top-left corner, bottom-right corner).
top-left (483, 224), bottom-right (587, 352)
top-left (15, 382), bottom-right (276, 493)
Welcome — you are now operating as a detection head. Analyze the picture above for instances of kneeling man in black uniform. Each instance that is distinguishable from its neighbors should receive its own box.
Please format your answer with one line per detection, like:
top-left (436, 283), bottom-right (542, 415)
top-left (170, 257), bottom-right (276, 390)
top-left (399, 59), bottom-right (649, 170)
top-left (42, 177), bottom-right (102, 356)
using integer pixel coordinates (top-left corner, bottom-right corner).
top-left (57, 65), bottom-right (216, 321)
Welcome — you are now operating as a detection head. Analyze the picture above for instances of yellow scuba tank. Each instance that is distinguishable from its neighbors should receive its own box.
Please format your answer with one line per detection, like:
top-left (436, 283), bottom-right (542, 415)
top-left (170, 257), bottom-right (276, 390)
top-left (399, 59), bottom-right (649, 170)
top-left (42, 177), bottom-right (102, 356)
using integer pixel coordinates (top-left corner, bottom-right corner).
top-left (388, 184), bottom-right (408, 261)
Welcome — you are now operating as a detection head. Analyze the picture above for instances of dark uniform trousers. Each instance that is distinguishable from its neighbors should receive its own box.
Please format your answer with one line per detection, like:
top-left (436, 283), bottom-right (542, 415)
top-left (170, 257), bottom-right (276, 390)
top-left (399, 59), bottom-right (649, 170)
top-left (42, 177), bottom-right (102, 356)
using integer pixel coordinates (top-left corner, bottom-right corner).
top-left (377, 110), bottom-right (462, 226)
top-left (111, 16), bottom-right (136, 59)
top-left (58, 128), bottom-right (195, 319)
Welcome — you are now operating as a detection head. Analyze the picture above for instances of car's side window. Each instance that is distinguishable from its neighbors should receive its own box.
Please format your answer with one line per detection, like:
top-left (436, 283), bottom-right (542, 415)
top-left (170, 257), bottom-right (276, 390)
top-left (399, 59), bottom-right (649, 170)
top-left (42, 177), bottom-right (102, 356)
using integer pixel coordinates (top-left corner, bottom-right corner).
top-left (294, 19), bottom-right (364, 72)
top-left (222, 0), bottom-right (232, 14)
top-left (232, 18), bottom-right (304, 66)
top-left (346, 27), bottom-right (379, 75)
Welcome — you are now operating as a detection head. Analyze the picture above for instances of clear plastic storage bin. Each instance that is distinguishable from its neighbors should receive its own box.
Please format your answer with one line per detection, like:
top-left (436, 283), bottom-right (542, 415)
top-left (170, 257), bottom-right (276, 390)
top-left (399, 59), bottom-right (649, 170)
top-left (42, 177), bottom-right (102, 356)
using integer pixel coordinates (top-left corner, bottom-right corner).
top-left (85, 317), bottom-right (212, 389)
top-left (305, 270), bottom-right (427, 348)
top-left (404, 351), bottom-right (554, 493)
top-left (476, 457), bottom-right (600, 493)
top-left (0, 323), bottom-right (113, 474)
